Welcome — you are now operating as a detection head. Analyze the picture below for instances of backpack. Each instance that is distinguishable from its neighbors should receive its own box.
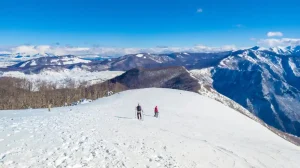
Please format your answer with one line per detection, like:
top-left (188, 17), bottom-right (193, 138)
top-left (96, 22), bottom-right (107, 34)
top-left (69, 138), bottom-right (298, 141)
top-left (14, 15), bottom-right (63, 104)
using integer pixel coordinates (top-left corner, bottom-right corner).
top-left (137, 105), bottom-right (141, 111)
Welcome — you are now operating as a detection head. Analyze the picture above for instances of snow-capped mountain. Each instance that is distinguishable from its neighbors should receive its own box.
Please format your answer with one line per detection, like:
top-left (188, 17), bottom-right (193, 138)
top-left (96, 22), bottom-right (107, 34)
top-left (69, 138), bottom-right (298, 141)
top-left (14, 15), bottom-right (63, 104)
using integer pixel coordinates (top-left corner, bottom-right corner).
top-left (12, 55), bottom-right (91, 68)
top-left (251, 45), bottom-right (300, 56)
top-left (0, 53), bottom-right (55, 68)
top-left (100, 52), bottom-right (230, 71)
top-left (0, 52), bottom-right (230, 73)
top-left (2, 45), bottom-right (299, 71)
top-left (0, 55), bottom-right (99, 74)
top-left (0, 88), bottom-right (299, 167)
top-left (197, 48), bottom-right (300, 136)
top-left (0, 53), bottom-right (105, 69)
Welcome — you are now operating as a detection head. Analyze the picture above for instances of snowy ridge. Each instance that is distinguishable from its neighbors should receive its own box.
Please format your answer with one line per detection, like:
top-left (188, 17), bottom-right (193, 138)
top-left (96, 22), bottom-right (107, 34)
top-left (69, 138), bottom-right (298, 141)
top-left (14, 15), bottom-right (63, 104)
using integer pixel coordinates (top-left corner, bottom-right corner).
top-left (0, 88), bottom-right (299, 167)
top-left (13, 55), bottom-right (91, 68)
top-left (250, 46), bottom-right (300, 55)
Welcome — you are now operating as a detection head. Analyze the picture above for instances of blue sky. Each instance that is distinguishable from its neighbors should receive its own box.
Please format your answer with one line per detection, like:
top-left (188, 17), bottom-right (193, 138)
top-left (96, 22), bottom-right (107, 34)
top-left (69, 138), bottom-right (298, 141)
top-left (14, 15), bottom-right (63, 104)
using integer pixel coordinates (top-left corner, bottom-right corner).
top-left (0, 0), bottom-right (300, 48)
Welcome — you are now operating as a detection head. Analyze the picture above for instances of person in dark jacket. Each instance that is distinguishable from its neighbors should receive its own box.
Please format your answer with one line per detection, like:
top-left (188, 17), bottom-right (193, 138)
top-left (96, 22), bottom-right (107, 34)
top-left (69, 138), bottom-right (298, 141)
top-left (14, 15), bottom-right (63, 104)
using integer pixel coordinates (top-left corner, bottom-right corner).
top-left (136, 104), bottom-right (143, 120)
top-left (154, 106), bottom-right (159, 118)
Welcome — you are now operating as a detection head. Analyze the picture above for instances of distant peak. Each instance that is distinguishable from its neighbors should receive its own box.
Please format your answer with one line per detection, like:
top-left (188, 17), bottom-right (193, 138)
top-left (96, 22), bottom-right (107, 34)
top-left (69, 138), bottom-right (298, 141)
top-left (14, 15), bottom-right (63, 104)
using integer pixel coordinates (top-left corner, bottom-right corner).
top-left (250, 46), bottom-right (260, 50)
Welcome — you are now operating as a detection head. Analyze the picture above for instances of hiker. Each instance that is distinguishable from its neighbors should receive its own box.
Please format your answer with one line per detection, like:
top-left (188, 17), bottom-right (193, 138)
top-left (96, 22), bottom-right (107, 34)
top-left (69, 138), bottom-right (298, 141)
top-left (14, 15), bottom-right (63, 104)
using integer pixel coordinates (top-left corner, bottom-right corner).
top-left (154, 106), bottom-right (159, 118)
top-left (136, 104), bottom-right (143, 120)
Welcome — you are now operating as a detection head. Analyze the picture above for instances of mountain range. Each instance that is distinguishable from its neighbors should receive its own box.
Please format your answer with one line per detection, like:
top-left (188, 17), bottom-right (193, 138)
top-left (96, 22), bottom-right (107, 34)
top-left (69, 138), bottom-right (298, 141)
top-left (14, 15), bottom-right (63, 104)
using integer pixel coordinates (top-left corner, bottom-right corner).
top-left (0, 46), bottom-right (300, 137)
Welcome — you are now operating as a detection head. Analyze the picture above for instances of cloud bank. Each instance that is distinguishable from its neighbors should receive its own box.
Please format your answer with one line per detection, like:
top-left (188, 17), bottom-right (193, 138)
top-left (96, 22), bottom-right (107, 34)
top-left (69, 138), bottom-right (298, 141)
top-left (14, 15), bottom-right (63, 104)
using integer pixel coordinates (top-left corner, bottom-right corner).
top-left (10, 45), bottom-right (90, 56)
top-left (267, 32), bottom-right (283, 37)
top-left (0, 45), bottom-right (237, 57)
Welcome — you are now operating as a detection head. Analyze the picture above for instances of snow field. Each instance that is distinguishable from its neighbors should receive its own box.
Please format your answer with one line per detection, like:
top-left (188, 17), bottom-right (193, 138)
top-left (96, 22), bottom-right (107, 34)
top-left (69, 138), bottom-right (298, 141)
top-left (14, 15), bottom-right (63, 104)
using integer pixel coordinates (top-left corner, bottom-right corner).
top-left (0, 88), bottom-right (299, 168)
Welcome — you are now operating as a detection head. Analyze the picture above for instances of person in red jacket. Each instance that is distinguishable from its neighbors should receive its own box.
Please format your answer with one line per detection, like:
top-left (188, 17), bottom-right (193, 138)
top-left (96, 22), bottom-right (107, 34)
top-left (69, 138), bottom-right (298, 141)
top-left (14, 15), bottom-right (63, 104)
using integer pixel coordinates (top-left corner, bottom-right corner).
top-left (154, 106), bottom-right (159, 118)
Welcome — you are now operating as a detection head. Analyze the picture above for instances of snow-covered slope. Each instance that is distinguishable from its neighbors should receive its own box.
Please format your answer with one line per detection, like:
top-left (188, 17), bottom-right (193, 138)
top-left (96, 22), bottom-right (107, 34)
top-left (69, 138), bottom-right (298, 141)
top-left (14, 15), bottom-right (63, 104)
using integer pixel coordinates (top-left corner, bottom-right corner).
top-left (0, 69), bottom-right (124, 90)
top-left (190, 70), bottom-right (300, 145)
top-left (0, 88), bottom-right (299, 168)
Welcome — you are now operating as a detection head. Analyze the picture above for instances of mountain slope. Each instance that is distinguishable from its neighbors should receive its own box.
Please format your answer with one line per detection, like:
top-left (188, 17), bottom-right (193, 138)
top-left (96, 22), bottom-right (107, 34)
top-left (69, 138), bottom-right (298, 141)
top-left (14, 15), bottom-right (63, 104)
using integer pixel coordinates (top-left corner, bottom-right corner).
top-left (0, 69), bottom-right (124, 91)
top-left (110, 67), bottom-right (200, 92)
top-left (0, 88), bottom-right (299, 168)
top-left (195, 48), bottom-right (300, 136)
top-left (108, 52), bottom-right (229, 71)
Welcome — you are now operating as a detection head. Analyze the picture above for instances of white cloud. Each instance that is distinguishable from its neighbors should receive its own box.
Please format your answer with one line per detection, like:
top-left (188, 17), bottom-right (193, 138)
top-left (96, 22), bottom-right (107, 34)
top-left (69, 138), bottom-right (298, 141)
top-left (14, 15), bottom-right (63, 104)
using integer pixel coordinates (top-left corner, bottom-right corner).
top-left (197, 8), bottom-right (203, 13)
top-left (258, 38), bottom-right (300, 47)
top-left (12, 45), bottom-right (39, 55)
top-left (193, 45), bottom-right (237, 52)
top-left (10, 45), bottom-right (90, 56)
top-left (86, 45), bottom-right (236, 56)
top-left (250, 38), bottom-right (256, 41)
top-left (267, 32), bottom-right (283, 37)
top-left (0, 44), bottom-right (237, 57)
